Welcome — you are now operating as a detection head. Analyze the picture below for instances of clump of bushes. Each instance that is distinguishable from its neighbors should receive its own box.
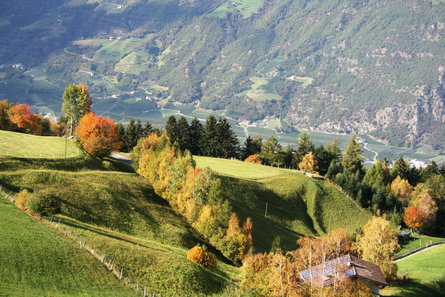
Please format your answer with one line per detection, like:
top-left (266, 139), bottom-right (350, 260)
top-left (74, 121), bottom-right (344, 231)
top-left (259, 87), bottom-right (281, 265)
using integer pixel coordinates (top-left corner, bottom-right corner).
top-left (28, 189), bottom-right (61, 216)
top-left (245, 154), bottom-right (261, 164)
top-left (15, 189), bottom-right (30, 211)
top-left (187, 245), bottom-right (216, 269)
top-left (14, 188), bottom-right (61, 216)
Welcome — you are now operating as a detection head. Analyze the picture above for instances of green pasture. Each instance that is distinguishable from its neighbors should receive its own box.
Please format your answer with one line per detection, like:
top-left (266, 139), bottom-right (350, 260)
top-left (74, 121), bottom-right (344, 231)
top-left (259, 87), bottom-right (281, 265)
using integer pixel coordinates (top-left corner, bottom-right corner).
top-left (397, 233), bottom-right (445, 256)
top-left (287, 76), bottom-right (314, 88)
top-left (0, 130), bottom-right (83, 159)
top-left (243, 77), bottom-right (282, 101)
top-left (194, 156), bottom-right (288, 179)
top-left (0, 197), bottom-right (134, 297)
top-left (52, 216), bottom-right (237, 297)
top-left (195, 156), bottom-right (371, 252)
top-left (381, 244), bottom-right (445, 296)
top-left (0, 166), bottom-right (236, 296)
top-left (210, 0), bottom-right (264, 18)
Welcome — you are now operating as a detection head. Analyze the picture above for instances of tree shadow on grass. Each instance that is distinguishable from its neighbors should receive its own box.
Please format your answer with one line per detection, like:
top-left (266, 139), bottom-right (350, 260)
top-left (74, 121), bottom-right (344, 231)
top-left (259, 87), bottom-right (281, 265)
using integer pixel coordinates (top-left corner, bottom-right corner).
top-left (388, 279), bottom-right (445, 297)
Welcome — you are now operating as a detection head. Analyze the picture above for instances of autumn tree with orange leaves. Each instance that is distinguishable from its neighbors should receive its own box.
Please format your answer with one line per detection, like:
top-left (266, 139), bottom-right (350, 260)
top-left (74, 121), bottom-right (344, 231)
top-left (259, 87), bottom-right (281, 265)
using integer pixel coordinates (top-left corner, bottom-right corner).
top-left (9, 103), bottom-right (41, 135)
top-left (404, 206), bottom-right (426, 231)
top-left (245, 154), bottom-right (261, 164)
top-left (76, 112), bottom-right (122, 157)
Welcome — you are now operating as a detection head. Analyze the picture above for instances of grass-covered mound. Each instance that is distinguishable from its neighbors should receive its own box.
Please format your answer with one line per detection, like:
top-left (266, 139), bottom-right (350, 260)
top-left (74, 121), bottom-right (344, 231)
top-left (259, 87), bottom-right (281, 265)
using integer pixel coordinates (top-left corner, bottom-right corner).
top-left (194, 156), bottom-right (371, 251)
top-left (0, 132), bottom-right (236, 296)
top-left (0, 170), bottom-right (202, 248)
top-left (0, 197), bottom-right (134, 297)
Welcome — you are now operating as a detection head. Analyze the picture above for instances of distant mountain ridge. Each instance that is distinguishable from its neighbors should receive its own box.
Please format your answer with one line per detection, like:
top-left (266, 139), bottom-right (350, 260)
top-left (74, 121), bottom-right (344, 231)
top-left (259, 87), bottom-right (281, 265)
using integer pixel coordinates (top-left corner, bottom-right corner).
top-left (0, 0), bottom-right (444, 150)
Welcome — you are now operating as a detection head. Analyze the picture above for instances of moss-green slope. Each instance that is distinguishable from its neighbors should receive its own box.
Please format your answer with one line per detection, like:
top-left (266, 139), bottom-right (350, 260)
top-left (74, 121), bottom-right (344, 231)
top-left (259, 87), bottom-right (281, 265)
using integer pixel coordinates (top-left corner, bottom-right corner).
top-left (195, 156), bottom-right (371, 251)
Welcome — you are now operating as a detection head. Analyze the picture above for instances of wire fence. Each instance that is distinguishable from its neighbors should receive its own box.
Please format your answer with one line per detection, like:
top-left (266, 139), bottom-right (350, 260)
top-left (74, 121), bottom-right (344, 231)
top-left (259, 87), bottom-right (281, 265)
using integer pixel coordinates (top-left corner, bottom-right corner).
top-left (1, 188), bottom-right (160, 297)
top-left (394, 240), bottom-right (445, 261)
top-left (0, 151), bottom-right (81, 159)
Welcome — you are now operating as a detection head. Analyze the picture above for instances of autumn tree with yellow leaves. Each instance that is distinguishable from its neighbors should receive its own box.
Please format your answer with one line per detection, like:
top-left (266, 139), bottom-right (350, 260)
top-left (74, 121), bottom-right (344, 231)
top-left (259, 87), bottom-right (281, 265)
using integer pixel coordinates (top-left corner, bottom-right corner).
top-left (355, 216), bottom-right (400, 280)
top-left (390, 176), bottom-right (413, 205)
top-left (298, 151), bottom-right (319, 174)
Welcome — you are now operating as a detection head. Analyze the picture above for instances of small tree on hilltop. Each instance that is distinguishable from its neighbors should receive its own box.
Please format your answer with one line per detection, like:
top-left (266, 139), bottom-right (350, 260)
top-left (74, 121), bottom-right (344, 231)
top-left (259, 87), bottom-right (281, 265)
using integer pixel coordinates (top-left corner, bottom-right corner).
top-left (76, 112), bottom-right (122, 157)
top-left (298, 151), bottom-right (319, 174)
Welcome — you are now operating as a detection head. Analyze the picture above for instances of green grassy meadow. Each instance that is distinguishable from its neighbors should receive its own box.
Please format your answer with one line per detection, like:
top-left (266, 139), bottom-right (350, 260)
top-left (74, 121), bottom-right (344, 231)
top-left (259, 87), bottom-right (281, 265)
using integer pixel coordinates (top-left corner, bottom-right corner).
top-left (0, 130), bottom-right (82, 159)
top-left (0, 132), bottom-right (237, 296)
top-left (0, 197), bottom-right (134, 297)
top-left (381, 244), bottom-right (445, 297)
top-left (209, 0), bottom-right (264, 18)
top-left (194, 156), bottom-right (371, 251)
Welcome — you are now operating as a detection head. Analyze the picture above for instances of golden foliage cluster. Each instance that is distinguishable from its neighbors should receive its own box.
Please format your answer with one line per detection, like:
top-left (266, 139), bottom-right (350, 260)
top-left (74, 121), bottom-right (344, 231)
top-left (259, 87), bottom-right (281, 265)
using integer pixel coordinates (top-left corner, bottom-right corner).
top-left (187, 246), bottom-right (216, 269)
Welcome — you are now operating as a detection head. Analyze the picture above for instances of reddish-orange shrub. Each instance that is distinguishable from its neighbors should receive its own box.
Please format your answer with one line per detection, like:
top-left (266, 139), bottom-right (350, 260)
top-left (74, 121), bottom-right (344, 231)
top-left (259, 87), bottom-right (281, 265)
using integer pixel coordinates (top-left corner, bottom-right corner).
top-left (9, 103), bottom-right (41, 134)
top-left (404, 206), bottom-right (426, 230)
top-left (245, 154), bottom-right (261, 164)
top-left (76, 112), bottom-right (122, 157)
top-left (187, 246), bottom-right (216, 269)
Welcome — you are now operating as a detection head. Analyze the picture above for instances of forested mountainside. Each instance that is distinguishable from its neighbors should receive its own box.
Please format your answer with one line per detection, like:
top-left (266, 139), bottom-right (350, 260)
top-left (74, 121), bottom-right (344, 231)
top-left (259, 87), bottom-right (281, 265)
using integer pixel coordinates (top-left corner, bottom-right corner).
top-left (0, 0), bottom-right (444, 149)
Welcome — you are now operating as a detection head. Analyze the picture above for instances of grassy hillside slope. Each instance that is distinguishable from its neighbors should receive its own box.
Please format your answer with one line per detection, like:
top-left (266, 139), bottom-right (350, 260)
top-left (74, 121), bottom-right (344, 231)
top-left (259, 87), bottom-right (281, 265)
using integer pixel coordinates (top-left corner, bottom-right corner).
top-left (194, 156), bottom-right (371, 251)
top-left (0, 133), bottom-right (236, 296)
top-left (0, 196), bottom-right (134, 297)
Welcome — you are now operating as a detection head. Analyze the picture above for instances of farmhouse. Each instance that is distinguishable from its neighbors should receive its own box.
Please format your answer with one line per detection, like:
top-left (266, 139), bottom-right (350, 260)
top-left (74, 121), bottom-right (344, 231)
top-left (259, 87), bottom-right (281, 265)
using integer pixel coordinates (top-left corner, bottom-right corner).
top-left (300, 254), bottom-right (387, 295)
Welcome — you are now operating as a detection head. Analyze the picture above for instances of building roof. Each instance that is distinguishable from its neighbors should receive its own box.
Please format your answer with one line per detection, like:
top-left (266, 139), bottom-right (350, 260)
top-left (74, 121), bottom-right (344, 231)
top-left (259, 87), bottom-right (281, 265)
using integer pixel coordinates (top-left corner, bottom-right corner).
top-left (300, 254), bottom-right (387, 287)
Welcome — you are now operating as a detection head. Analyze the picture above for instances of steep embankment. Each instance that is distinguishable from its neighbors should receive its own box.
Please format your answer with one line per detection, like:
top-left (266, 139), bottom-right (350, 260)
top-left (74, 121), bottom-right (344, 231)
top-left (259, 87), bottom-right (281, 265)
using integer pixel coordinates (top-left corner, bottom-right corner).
top-left (0, 196), bottom-right (134, 297)
top-left (194, 156), bottom-right (371, 251)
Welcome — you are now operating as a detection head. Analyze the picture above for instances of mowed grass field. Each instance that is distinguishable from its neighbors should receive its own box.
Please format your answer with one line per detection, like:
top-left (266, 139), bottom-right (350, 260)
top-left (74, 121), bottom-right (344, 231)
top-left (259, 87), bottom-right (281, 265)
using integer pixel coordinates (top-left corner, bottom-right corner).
top-left (0, 130), bottom-right (82, 159)
top-left (194, 156), bottom-right (371, 251)
top-left (0, 197), bottom-right (134, 297)
top-left (381, 244), bottom-right (445, 297)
